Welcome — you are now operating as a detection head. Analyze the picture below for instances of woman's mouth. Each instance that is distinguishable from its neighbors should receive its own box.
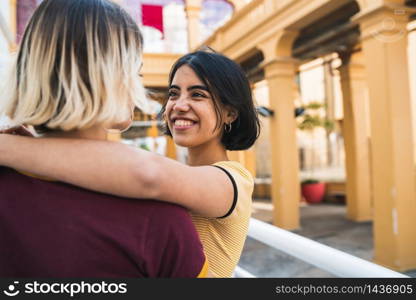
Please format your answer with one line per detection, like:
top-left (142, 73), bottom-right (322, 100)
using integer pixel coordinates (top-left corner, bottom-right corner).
top-left (172, 118), bottom-right (197, 131)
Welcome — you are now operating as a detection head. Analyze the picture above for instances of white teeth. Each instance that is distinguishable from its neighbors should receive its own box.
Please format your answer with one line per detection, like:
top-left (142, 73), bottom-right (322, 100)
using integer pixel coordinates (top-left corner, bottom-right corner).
top-left (174, 119), bottom-right (194, 127)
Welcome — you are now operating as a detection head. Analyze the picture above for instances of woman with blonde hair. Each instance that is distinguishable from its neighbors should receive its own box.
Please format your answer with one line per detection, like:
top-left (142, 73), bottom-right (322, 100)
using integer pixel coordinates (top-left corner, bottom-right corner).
top-left (0, 0), bottom-right (207, 278)
top-left (0, 2), bottom-right (261, 278)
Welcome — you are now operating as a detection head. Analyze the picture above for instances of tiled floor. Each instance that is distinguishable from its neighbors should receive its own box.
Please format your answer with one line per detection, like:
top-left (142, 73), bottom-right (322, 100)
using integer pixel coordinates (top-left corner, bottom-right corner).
top-left (238, 199), bottom-right (416, 278)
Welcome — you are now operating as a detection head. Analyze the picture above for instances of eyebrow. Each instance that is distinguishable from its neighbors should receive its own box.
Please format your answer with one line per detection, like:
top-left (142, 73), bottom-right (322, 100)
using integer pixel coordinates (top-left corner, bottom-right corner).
top-left (169, 84), bottom-right (210, 92)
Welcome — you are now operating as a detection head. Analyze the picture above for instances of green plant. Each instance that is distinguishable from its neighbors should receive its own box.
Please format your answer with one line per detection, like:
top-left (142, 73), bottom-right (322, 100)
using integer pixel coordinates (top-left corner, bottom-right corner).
top-left (297, 102), bottom-right (334, 131)
top-left (301, 179), bottom-right (320, 185)
top-left (139, 143), bottom-right (150, 151)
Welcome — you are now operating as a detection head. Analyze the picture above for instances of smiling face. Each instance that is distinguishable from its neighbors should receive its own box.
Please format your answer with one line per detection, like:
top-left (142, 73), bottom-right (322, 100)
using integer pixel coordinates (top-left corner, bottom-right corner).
top-left (165, 65), bottom-right (227, 149)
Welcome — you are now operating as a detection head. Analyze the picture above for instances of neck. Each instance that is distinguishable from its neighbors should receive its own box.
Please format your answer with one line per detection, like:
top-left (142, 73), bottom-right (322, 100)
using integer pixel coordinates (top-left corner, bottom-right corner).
top-left (187, 139), bottom-right (228, 166)
top-left (42, 125), bottom-right (108, 140)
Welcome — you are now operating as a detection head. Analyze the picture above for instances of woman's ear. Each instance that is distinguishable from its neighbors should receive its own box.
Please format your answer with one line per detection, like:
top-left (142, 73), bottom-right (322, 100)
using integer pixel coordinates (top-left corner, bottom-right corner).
top-left (224, 106), bottom-right (238, 124)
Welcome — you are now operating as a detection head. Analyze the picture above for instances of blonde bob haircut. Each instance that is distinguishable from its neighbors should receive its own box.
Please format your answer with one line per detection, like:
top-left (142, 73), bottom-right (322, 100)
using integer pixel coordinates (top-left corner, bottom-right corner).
top-left (1, 0), bottom-right (149, 132)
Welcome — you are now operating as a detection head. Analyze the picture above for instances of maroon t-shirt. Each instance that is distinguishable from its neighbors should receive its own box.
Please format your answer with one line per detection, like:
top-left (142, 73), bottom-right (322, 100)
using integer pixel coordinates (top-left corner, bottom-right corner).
top-left (0, 167), bottom-right (206, 278)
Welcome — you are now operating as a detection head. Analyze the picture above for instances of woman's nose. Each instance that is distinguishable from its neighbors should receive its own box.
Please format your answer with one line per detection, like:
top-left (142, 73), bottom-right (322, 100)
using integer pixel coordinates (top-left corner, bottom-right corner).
top-left (173, 96), bottom-right (190, 112)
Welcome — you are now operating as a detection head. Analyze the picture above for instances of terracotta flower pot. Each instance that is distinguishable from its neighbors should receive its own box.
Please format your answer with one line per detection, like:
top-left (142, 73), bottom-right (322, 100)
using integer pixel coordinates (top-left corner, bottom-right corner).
top-left (301, 182), bottom-right (326, 204)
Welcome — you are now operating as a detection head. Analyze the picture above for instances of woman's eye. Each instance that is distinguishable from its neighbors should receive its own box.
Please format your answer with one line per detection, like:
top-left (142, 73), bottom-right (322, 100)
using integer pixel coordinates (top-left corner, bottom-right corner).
top-left (168, 90), bottom-right (178, 98)
top-left (192, 92), bottom-right (206, 98)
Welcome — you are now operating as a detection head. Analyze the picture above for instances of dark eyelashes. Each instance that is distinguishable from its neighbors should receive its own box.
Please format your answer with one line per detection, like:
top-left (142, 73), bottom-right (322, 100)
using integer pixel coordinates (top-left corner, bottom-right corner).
top-left (167, 91), bottom-right (208, 98)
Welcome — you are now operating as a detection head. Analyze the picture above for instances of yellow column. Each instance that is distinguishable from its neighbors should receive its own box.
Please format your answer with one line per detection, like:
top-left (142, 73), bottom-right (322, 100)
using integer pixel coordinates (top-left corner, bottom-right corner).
top-left (323, 55), bottom-right (336, 121)
top-left (407, 20), bottom-right (416, 165)
top-left (263, 58), bottom-right (300, 230)
top-left (165, 136), bottom-right (177, 159)
top-left (146, 117), bottom-right (158, 138)
top-left (258, 32), bottom-right (300, 230)
top-left (184, 0), bottom-right (202, 51)
top-left (354, 2), bottom-right (416, 270)
top-left (338, 51), bottom-right (372, 222)
top-left (323, 55), bottom-right (336, 166)
top-left (244, 148), bottom-right (256, 178)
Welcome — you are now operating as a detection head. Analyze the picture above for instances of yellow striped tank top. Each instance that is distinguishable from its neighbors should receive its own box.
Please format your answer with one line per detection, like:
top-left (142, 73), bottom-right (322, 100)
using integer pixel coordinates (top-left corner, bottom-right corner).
top-left (191, 161), bottom-right (253, 277)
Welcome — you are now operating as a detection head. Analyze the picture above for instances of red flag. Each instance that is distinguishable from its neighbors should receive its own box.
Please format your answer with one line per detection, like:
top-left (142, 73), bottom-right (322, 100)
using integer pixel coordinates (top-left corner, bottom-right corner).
top-left (141, 4), bottom-right (164, 37)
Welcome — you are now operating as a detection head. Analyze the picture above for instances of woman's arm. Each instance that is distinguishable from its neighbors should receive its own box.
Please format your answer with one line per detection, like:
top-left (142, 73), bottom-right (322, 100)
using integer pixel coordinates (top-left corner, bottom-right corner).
top-left (0, 134), bottom-right (233, 217)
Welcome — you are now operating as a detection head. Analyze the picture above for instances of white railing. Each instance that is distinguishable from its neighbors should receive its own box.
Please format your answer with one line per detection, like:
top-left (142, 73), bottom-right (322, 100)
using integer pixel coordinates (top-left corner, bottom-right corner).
top-left (235, 218), bottom-right (409, 278)
top-left (131, 120), bottom-right (163, 127)
top-left (234, 266), bottom-right (256, 278)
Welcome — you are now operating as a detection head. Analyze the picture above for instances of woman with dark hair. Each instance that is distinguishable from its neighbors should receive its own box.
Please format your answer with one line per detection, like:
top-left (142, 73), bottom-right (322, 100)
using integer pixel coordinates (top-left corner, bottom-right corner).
top-left (0, 50), bottom-right (260, 277)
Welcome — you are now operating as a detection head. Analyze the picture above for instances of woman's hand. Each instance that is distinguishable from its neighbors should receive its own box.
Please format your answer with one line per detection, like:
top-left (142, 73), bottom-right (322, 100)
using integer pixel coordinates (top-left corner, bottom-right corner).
top-left (0, 128), bottom-right (34, 169)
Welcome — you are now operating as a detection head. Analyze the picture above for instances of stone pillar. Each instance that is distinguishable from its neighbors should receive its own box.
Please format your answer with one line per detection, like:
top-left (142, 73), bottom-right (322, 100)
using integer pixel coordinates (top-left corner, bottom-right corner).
top-left (407, 20), bottom-right (416, 165)
top-left (184, 0), bottom-right (202, 51)
top-left (165, 136), bottom-right (177, 159)
top-left (146, 117), bottom-right (158, 138)
top-left (259, 31), bottom-right (301, 230)
top-left (354, 1), bottom-right (416, 270)
top-left (338, 51), bottom-right (372, 222)
top-left (323, 55), bottom-right (336, 166)
top-left (263, 58), bottom-right (300, 230)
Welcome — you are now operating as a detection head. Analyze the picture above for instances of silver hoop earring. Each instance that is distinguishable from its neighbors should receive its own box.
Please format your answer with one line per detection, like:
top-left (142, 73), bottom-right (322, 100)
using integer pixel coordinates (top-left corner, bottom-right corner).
top-left (225, 123), bottom-right (232, 133)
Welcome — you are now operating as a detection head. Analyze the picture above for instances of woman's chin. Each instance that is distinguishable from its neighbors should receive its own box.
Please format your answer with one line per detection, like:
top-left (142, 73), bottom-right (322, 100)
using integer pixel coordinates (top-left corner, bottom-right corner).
top-left (172, 137), bottom-right (198, 148)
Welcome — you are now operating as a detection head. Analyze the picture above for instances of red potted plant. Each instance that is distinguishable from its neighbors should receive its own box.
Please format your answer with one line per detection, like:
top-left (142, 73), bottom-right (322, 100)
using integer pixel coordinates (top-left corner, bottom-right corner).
top-left (301, 179), bottom-right (326, 204)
